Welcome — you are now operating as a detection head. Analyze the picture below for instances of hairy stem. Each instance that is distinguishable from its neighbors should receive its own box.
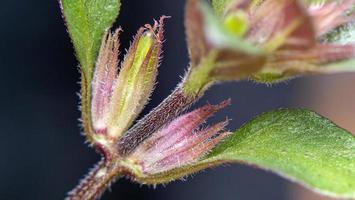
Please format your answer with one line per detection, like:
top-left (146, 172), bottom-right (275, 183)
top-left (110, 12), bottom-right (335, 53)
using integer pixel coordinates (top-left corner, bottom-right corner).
top-left (116, 63), bottom-right (215, 156)
top-left (66, 160), bottom-right (121, 200)
top-left (116, 83), bottom-right (199, 156)
top-left (80, 71), bottom-right (95, 142)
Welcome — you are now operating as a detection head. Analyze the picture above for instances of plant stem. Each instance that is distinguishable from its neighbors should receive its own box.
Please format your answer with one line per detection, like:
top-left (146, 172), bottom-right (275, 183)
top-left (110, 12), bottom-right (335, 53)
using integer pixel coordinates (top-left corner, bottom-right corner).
top-left (66, 160), bottom-right (121, 200)
top-left (116, 84), bottom-right (199, 156)
top-left (116, 63), bottom-right (215, 156)
top-left (80, 71), bottom-right (95, 142)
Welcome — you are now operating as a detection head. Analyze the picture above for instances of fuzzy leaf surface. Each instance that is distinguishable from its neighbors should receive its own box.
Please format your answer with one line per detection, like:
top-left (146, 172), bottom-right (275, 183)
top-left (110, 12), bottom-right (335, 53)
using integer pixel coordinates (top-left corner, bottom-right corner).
top-left (60, 0), bottom-right (121, 77)
top-left (203, 109), bottom-right (355, 198)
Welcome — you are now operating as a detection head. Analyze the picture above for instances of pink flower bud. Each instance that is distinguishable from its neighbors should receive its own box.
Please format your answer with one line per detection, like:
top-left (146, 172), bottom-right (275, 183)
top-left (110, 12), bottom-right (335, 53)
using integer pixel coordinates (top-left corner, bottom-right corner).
top-left (91, 29), bottom-right (121, 134)
top-left (129, 100), bottom-right (232, 174)
top-left (185, 0), bottom-right (355, 83)
top-left (91, 17), bottom-right (168, 142)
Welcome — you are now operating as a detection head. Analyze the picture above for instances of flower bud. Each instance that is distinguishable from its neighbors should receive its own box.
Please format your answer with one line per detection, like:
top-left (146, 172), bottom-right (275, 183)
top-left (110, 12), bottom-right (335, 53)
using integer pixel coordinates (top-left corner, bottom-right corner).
top-left (185, 0), bottom-right (355, 85)
top-left (183, 0), bottom-right (266, 94)
top-left (91, 17), bottom-right (167, 141)
top-left (91, 29), bottom-right (121, 135)
top-left (128, 100), bottom-right (231, 174)
top-left (252, 0), bottom-right (355, 83)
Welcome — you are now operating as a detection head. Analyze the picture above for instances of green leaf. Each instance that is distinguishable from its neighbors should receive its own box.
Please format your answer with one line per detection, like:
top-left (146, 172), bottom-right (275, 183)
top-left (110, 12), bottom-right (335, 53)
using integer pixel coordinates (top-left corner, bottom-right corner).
top-left (60, 0), bottom-right (121, 77)
top-left (205, 109), bottom-right (355, 198)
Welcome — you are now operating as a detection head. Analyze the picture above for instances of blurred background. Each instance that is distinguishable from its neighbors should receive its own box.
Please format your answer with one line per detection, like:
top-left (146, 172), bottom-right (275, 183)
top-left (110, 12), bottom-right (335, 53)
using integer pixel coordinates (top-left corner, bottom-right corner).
top-left (0, 0), bottom-right (354, 199)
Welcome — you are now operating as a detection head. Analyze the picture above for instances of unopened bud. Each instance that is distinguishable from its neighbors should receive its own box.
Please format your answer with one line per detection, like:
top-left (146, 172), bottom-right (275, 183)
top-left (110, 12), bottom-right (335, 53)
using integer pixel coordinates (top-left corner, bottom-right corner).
top-left (91, 29), bottom-right (121, 134)
top-left (128, 100), bottom-right (231, 174)
top-left (184, 0), bottom-right (355, 86)
top-left (91, 17), bottom-right (168, 142)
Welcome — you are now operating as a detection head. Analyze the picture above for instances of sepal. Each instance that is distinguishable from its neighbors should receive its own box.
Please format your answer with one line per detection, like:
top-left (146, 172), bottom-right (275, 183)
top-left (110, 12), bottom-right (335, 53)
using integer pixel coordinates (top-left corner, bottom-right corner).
top-left (127, 100), bottom-right (231, 174)
top-left (91, 17), bottom-right (167, 143)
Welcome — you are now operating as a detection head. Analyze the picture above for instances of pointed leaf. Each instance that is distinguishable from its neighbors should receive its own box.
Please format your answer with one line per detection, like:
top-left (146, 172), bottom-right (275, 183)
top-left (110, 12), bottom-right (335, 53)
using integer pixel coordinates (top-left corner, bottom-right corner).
top-left (202, 109), bottom-right (355, 198)
top-left (60, 0), bottom-right (121, 78)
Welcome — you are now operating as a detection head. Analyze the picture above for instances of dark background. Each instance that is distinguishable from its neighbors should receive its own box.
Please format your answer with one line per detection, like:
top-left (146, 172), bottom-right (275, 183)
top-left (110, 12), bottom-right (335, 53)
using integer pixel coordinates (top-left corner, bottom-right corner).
top-left (0, 0), bottom-right (350, 199)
